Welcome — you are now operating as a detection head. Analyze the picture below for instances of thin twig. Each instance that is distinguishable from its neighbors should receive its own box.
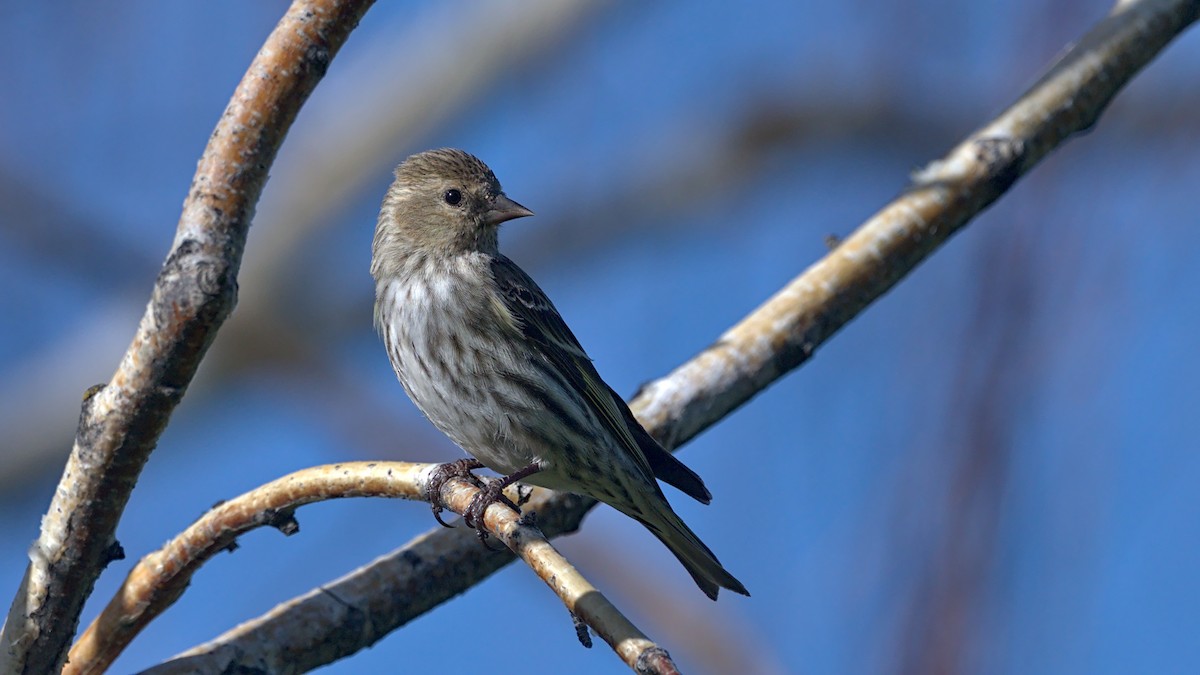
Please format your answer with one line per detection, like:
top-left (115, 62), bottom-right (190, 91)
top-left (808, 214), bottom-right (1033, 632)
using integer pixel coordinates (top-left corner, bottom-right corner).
top-left (144, 0), bottom-right (1200, 671)
top-left (0, 3), bottom-right (375, 674)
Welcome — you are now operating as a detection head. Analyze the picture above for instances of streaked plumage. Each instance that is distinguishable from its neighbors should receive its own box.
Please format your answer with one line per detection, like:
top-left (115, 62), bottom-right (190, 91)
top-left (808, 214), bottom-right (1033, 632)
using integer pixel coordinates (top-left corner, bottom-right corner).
top-left (371, 148), bottom-right (747, 599)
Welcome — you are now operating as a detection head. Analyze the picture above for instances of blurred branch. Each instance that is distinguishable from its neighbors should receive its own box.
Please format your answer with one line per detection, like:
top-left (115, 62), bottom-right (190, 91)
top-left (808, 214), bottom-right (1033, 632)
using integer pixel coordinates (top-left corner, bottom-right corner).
top-left (899, 231), bottom-right (1037, 673)
top-left (0, 2), bottom-right (375, 674)
top-left (153, 0), bottom-right (1199, 667)
top-left (0, 168), bottom-right (157, 288)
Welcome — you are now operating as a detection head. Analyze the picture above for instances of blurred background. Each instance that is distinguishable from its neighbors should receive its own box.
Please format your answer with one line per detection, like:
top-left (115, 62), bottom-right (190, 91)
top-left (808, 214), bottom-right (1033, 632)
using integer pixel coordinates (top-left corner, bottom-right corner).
top-left (2, 1), bottom-right (1199, 673)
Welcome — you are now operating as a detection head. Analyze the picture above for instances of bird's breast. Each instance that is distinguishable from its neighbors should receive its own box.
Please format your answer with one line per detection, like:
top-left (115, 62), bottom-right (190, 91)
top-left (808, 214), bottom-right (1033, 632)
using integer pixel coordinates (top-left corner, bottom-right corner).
top-left (374, 265), bottom-right (529, 465)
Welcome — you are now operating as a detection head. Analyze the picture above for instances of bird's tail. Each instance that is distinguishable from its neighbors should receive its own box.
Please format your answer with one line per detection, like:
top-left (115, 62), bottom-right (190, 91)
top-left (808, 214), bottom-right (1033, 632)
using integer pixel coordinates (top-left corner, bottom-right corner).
top-left (622, 498), bottom-right (749, 600)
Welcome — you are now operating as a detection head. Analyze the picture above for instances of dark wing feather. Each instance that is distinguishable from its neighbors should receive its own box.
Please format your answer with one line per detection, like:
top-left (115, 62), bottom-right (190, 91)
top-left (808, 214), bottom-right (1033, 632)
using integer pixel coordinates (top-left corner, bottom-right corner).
top-left (489, 256), bottom-right (667, 487)
top-left (606, 381), bottom-right (712, 504)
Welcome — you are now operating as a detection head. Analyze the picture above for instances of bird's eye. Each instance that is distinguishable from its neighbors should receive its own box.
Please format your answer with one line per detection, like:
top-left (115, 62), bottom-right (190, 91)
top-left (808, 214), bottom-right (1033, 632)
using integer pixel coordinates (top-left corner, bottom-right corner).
top-left (443, 189), bottom-right (462, 206)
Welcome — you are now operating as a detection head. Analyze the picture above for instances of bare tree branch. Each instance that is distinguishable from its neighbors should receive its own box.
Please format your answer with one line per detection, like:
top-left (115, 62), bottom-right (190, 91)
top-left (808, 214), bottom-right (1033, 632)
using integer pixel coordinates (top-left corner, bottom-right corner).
top-left (634, 0), bottom-right (1200, 449)
top-left (140, 485), bottom-right (590, 673)
top-left (73, 462), bottom-right (674, 674)
top-left (147, 0), bottom-right (1198, 670)
top-left (435, 482), bottom-right (677, 674)
top-left (0, 3), bottom-right (375, 674)
top-left (66, 462), bottom-right (426, 675)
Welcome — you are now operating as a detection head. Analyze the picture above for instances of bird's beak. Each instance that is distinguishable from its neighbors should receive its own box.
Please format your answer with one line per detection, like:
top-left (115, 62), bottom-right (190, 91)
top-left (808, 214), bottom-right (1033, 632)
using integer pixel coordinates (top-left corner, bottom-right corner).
top-left (484, 193), bottom-right (534, 226)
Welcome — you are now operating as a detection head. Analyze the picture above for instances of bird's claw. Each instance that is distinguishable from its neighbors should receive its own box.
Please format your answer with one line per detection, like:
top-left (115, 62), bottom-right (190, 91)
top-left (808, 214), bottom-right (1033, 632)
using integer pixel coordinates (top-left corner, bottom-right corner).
top-left (427, 460), bottom-right (539, 550)
top-left (427, 458), bottom-right (485, 528)
top-left (463, 477), bottom-right (522, 550)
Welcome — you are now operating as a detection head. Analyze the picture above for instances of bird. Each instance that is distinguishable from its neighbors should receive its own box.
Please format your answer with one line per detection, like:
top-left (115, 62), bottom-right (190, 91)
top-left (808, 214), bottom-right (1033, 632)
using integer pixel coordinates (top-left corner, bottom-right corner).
top-left (370, 148), bottom-right (747, 600)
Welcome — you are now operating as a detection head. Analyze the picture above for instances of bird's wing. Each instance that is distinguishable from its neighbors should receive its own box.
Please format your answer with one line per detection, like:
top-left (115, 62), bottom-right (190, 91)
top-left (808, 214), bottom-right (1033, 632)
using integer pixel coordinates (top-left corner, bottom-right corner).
top-left (489, 255), bottom-right (656, 482)
top-left (606, 381), bottom-right (712, 504)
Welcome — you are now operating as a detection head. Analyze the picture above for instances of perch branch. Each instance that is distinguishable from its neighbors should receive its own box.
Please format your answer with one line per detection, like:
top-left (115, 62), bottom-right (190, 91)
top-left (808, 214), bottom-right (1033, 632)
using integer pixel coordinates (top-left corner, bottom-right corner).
top-left (71, 463), bottom-right (673, 675)
top-left (434, 478), bottom-right (678, 674)
top-left (65, 462), bottom-right (424, 675)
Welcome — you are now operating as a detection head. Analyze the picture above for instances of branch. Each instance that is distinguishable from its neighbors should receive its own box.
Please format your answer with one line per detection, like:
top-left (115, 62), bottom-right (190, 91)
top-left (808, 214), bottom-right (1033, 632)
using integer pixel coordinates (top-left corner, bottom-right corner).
top-left (634, 0), bottom-right (1200, 449)
top-left (71, 463), bottom-right (675, 675)
top-left (0, 3), bottom-right (375, 674)
top-left (145, 0), bottom-right (1199, 669)
top-left (64, 462), bottom-right (423, 675)
top-left (434, 480), bottom-right (678, 674)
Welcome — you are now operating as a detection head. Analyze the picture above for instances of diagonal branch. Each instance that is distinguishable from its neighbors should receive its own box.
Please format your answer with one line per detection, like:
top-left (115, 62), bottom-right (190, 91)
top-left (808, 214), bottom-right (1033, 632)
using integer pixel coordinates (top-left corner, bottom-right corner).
top-left (148, 0), bottom-right (1199, 670)
top-left (0, 3), bottom-right (376, 674)
top-left (632, 0), bottom-right (1200, 450)
top-left (437, 480), bottom-right (679, 674)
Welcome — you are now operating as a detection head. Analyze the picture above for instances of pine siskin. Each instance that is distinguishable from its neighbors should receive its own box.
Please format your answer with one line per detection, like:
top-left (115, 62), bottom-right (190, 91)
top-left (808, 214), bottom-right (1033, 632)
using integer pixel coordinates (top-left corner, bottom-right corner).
top-left (371, 148), bottom-right (747, 600)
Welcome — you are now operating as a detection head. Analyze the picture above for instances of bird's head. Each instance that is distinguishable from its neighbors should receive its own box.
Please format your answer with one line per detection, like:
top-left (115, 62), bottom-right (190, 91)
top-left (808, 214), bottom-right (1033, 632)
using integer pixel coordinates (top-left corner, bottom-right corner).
top-left (373, 149), bottom-right (533, 271)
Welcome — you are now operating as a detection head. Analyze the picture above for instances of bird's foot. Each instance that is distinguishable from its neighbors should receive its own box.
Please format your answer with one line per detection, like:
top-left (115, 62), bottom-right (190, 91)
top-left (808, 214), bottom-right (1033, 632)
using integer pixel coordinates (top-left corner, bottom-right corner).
top-left (464, 477), bottom-right (523, 549)
top-left (428, 458), bottom-right (485, 528)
